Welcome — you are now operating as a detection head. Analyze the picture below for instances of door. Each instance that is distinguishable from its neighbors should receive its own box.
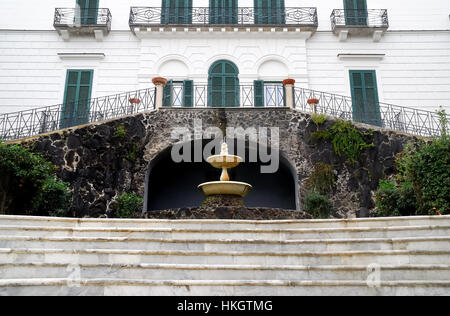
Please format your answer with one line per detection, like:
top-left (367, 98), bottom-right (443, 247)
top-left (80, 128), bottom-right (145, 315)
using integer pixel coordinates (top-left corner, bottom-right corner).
top-left (344, 0), bottom-right (367, 26)
top-left (161, 0), bottom-right (193, 24)
top-left (77, 0), bottom-right (98, 25)
top-left (254, 0), bottom-right (285, 24)
top-left (349, 70), bottom-right (381, 126)
top-left (208, 60), bottom-right (240, 107)
top-left (61, 70), bottom-right (93, 129)
top-left (209, 0), bottom-right (238, 24)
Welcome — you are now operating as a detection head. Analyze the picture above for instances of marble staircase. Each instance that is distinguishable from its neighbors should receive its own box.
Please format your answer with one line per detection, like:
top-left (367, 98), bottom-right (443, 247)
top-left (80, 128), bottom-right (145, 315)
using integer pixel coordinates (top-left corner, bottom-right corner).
top-left (0, 215), bottom-right (449, 296)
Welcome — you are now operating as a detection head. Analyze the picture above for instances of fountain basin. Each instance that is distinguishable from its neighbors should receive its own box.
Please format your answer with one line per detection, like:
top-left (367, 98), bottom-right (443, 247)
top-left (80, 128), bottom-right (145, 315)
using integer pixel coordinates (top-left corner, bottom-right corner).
top-left (198, 181), bottom-right (252, 197)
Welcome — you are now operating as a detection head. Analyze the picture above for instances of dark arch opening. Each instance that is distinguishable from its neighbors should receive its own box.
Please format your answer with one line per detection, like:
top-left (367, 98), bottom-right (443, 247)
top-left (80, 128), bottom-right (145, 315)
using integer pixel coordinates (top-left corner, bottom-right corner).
top-left (144, 139), bottom-right (298, 212)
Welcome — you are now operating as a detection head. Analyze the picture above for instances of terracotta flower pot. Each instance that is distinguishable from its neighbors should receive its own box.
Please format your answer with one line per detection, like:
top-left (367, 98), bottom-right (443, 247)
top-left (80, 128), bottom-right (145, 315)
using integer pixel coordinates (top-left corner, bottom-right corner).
top-left (282, 78), bottom-right (296, 85)
top-left (129, 98), bottom-right (141, 104)
top-left (152, 77), bottom-right (168, 86)
top-left (307, 98), bottom-right (319, 105)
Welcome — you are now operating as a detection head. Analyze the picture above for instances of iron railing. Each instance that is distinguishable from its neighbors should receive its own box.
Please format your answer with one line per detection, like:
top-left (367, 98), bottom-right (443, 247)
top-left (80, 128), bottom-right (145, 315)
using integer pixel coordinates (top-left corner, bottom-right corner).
top-left (0, 88), bottom-right (155, 141)
top-left (129, 7), bottom-right (318, 27)
top-left (162, 84), bottom-right (285, 108)
top-left (1, 85), bottom-right (448, 141)
top-left (331, 9), bottom-right (388, 29)
top-left (54, 8), bottom-right (112, 28)
top-left (294, 88), bottom-right (448, 138)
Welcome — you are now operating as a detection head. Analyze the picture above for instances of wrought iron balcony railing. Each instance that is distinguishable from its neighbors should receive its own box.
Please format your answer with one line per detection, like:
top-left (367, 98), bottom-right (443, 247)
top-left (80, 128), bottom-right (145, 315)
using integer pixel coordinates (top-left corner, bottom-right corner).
top-left (294, 88), bottom-right (447, 138)
top-left (331, 9), bottom-right (388, 29)
top-left (54, 8), bottom-right (112, 29)
top-left (163, 84), bottom-right (285, 108)
top-left (0, 88), bottom-right (155, 141)
top-left (129, 7), bottom-right (318, 27)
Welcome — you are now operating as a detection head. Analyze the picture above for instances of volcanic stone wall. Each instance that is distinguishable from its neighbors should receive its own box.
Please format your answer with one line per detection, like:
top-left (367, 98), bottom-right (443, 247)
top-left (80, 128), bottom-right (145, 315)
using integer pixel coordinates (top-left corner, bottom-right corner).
top-left (11, 108), bottom-right (420, 218)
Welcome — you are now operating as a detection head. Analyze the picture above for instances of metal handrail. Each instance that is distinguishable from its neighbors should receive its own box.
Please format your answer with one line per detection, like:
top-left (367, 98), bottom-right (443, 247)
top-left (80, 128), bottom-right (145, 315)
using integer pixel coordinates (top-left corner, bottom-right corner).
top-left (331, 9), bottom-right (389, 29)
top-left (0, 88), bottom-right (155, 141)
top-left (294, 87), bottom-right (448, 138)
top-left (54, 8), bottom-right (112, 28)
top-left (129, 7), bottom-right (318, 27)
top-left (0, 85), bottom-right (447, 141)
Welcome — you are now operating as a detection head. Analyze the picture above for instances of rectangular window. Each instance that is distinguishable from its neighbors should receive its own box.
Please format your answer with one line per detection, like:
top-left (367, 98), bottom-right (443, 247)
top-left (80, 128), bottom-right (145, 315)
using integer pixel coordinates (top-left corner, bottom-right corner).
top-left (76, 0), bottom-right (99, 25)
top-left (209, 0), bottom-right (238, 24)
top-left (161, 0), bottom-right (193, 24)
top-left (254, 0), bottom-right (285, 25)
top-left (61, 70), bottom-right (93, 129)
top-left (163, 80), bottom-right (194, 107)
top-left (344, 0), bottom-right (368, 26)
top-left (254, 81), bottom-right (284, 107)
top-left (349, 70), bottom-right (381, 126)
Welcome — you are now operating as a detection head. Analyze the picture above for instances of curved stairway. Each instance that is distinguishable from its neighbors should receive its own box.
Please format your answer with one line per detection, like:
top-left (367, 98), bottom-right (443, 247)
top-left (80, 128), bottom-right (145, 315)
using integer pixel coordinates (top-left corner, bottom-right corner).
top-left (0, 215), bottom-right (450, 296)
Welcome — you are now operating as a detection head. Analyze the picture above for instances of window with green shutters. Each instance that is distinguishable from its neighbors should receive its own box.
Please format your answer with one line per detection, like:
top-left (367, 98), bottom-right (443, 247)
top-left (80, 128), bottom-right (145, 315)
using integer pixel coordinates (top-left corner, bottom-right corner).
top-left (161, 0), bottom-right (193, 24)
top-left (254, 80), bottom-right (284, 107)
top-left (163, 80), bottom-right (194, 107)
top-left (76, 0), bottom-right (99, 25)
top-left (208, 60), bottom-right (240, 107)
top-left (61, 70), bottom-right (93, 129)
top-left (349, 70), bottom-right (381, 126)
top-left (344, 0), bottom-right (368, 26)
top-left (254, 0), bottom-right (285, 25)
top-left (209, 0), bottom-right (238, 24)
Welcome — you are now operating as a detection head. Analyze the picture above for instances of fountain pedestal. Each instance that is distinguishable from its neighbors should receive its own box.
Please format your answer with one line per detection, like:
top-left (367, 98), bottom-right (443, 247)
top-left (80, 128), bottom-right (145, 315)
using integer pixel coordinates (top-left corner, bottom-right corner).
top-left (198, 143), bottom-right (252, 207)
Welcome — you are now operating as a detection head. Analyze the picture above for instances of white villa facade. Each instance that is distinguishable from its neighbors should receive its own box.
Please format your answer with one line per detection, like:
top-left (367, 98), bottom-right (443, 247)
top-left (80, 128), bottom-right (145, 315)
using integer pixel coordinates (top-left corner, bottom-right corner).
top-left (0, 0), bottom-right (449, 138)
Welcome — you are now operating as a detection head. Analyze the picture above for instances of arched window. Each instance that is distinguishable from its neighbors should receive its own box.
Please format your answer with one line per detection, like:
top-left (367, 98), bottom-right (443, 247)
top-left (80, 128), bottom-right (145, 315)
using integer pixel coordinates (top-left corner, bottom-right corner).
top-left (254, 0), bottom-right (285, 24)
top-left (208, 60), bottom-right (240, 107)
top-left (209, 0), bottom-right (238, 24)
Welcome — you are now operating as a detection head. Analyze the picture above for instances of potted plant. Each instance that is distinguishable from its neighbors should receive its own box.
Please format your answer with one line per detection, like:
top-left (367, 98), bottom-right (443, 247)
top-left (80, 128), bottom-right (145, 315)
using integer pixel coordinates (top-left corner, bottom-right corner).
top-left (307, 98), bottom-right (319, 113)
top-left (129, 98), bottom-right (141, 104)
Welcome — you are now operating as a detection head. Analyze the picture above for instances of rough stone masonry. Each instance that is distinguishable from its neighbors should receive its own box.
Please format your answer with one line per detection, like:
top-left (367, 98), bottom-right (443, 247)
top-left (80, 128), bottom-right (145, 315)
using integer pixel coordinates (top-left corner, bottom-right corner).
top-left (9, 108), bottom-right (420, 218)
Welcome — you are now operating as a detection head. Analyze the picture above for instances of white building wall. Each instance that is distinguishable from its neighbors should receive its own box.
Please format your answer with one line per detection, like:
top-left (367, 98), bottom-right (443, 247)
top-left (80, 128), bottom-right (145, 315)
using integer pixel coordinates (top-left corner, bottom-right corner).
top-left (0, 0), bottom-right (449, 114)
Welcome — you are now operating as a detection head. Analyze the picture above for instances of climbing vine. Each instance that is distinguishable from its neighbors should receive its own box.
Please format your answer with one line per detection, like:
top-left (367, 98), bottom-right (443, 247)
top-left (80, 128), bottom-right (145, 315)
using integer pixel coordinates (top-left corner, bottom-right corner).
top-left (310, 120), bottom-right (374, 164)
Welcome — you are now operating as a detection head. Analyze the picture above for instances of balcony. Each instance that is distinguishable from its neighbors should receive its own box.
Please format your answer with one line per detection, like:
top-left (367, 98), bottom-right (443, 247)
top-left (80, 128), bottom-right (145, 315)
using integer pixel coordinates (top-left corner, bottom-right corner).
top-left (331, 9), bottom-right (388, 42)
top-left (129, 7), bottom-right (318, 35)
top-left (54, 8), bottom-right (112, 41)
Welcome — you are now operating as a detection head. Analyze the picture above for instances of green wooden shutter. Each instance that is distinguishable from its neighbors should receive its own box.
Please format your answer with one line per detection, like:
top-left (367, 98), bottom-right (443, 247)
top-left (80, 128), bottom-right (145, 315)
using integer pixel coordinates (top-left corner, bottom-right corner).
top-left (61, 70), bottom-right (93, 129)
top-left (77, 0), bottom-right (98, 25)
top-left (162, 0), bottom-right (193, 24)
top-left (344, 0), bottom-right (367, 26)
top-left (163, 80), bottom-right (173, 107)
top-left (210, 0), bottom-right (238, 24)
top-left (254, 80), bottom-right (264, 107)
top-left (349, 70), bottom-right (381, 127)
top-left (254, 0), bottom-right (285, 24)
top-left (183, 80), bottom-right (194, 107)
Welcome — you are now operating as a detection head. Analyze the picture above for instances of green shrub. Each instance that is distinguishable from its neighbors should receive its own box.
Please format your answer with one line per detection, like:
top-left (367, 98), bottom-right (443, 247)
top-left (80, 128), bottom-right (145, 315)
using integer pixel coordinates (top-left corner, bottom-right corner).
top-left (0, 141), bottom-right (60, 215)
top-left (304, 192), bottom-right (333, 219)
top-left (406, 136), bottom-right (450, 215)
top-left (115, 193), bottom-right (143, 218)
top-left (374, 180), bottom-right (419, 217)
top-left (311, 113), bottom-right (327, 127)
top-left (32, 178), bottom-right (72, 217)
top-left (306, 162), bottom-right (335, 195)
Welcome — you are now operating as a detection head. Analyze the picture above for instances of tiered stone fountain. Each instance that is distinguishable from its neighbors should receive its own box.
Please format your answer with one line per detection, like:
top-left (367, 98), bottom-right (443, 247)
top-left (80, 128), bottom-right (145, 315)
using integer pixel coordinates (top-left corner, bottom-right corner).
top-left (198, 142), bottom-right (252, 207)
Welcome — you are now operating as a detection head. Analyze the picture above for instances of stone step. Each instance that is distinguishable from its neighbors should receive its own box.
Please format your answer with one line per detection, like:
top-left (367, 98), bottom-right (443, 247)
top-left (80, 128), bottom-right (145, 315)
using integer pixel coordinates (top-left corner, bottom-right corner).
top-left (0, 215), bottom-right (449, 230)
top-left (0, 236), bottom-right (449, 252)
top-left (1, 278), bottom-right (449, 296)
top-left (1, 248), bottom-right (448, 266)
top-left (0, 224), bottom-right (449, 240)
top-left (1, 263), bottom-right (449, 282)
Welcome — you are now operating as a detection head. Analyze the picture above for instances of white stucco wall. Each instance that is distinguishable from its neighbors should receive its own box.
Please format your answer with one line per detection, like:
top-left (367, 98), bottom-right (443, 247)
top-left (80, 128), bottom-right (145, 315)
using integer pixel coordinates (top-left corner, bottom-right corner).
top-left (0, 0), bottom-right (449, 114)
